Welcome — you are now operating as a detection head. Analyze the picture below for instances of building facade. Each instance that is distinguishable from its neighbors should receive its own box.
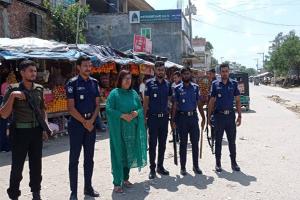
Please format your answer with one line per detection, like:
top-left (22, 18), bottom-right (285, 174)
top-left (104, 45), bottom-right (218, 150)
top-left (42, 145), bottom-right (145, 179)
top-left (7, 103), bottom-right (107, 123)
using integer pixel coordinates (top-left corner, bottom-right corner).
top-left (85, 0), bottom-right (192, 64)
top-left (0, 0), bottom-right (54, 39)
top-left (192, 37), bottom-right (212, 70)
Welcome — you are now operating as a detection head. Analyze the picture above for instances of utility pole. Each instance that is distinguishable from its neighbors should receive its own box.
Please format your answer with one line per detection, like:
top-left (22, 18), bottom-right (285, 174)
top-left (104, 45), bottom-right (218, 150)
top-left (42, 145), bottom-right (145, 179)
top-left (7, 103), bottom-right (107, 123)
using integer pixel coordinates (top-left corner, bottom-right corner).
top-left (254, 58), bottom-right (259, 72)
top-left (220, 57), bottom-right (224, 63)
top-left (257, 52), bottom-right (265, 70)
top-left (76, 0), bottom-right (82, 45)
top-left (188, 0), bottom-right (193, 49)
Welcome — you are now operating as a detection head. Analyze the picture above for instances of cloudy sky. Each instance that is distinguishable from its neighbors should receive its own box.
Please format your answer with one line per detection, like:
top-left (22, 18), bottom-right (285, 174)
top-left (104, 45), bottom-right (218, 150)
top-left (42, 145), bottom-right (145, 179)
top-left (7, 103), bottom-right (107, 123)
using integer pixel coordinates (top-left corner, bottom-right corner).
top-left (145, 0), bottom-right (300, 69)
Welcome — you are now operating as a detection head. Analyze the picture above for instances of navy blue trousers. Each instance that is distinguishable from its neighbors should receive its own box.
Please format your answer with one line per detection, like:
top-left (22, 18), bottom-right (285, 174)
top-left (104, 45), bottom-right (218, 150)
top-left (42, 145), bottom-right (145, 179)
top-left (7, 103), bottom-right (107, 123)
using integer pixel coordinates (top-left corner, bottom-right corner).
top-left (68, 118), bottom-right (96, 195)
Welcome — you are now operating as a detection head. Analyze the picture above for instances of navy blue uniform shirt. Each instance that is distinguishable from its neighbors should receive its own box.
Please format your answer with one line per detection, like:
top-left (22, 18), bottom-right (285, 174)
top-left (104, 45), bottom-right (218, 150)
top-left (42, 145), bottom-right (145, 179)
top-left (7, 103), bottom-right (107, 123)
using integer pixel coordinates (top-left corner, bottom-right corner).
top-left (174, 82), bottom-right (200, 112)
top-left (65, 75), bottom-right (100, 114)
top-left (145, 77), bottom-right (172, 114)
top-left (210, 78), bottom-right (240, 111)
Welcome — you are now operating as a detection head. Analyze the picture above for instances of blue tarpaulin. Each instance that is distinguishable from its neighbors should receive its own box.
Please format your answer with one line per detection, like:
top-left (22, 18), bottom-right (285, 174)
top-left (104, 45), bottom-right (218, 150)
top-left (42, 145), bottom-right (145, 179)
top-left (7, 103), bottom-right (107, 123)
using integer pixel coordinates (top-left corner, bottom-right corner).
top-left (0, 49), bottom-right (98, 63)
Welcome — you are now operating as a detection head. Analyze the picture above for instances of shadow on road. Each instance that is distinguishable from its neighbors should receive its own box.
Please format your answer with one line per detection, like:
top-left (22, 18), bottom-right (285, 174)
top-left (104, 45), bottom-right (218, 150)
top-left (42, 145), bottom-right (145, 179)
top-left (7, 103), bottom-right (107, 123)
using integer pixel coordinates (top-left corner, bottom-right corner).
top-left (216, 170), bottom-right (257, 186)
top-left (0, 131), bottom-right (110, 167)
top-left (111, 173), bottom-right (214, 200)
top-left (111, 181), bottom-right (150, 200)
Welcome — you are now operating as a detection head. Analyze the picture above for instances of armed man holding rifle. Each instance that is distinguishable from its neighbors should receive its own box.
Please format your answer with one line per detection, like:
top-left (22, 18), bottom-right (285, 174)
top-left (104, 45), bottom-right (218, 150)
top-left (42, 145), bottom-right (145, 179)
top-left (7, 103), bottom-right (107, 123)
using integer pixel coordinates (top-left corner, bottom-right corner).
top-left (0, 60), bottom-right (52, 200)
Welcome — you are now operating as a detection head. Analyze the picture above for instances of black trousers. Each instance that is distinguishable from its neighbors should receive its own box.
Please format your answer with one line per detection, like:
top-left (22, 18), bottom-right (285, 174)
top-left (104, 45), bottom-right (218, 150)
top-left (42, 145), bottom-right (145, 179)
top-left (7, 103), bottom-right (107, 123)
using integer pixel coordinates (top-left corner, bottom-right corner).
top-left (214, 112), bottom-right (237, 162)
top-left (7, 127), bottom-right (43, 199)
top-left (177, 114), bottom-right (200, 169)
top-left (148, 115), bottom-right (169, 171)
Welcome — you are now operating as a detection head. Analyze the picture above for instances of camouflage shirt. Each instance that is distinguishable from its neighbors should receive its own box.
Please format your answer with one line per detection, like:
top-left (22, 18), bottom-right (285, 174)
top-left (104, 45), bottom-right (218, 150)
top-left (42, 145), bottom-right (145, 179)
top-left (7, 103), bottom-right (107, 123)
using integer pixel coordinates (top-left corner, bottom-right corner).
top-left (2, 82), bottom-right (45, 123)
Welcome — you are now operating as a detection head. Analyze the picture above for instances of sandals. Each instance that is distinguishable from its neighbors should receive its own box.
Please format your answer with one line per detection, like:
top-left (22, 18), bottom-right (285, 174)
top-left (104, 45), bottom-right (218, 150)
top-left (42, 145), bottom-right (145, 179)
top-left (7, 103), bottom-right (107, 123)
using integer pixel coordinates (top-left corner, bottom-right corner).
top-left (123, 181), bottom-right (133, 188)
top-left (114, 186), bottom-right (124, 193)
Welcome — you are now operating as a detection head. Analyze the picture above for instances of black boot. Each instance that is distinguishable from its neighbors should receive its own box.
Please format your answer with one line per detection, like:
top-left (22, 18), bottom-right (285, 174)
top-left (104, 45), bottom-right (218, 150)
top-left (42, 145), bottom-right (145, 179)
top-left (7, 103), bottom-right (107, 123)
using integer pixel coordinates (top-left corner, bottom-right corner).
top-left (215, 159), bottom-right (222, 172)
top-left (193, 166), bottom-right (203, 174)
top-left (231, 157), bottom-right (241, 172)
top-left (32, 192), bottom-right (41, 200)
top-left (180, 168), bottom-right (187, 176)
top-left (157, 167), bottom-right (170, 176)
top-left (149, 170), bottom-right (156, 179)
top-left (84, 188), bottom-right (100, 197)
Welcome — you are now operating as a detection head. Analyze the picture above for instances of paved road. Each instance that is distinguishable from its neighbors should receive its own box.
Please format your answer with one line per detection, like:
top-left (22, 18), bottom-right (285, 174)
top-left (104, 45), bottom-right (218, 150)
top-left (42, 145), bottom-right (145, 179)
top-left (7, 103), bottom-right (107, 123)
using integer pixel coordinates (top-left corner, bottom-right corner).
top-left (0, 85), bottom-right (300, 200)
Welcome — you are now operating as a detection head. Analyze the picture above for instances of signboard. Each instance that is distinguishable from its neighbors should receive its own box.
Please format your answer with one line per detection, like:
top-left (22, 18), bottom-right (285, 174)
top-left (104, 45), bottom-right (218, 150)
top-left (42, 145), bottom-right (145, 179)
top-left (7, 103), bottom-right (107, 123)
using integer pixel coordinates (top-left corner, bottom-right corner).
top-left (145, 38), bottom-right (152, 54)
top-left (129, 11), bottom-right (140, 24)
top-left (133, 34), bottom-right (152, 54)
top-left (129, 9), bottom-right (182, 24)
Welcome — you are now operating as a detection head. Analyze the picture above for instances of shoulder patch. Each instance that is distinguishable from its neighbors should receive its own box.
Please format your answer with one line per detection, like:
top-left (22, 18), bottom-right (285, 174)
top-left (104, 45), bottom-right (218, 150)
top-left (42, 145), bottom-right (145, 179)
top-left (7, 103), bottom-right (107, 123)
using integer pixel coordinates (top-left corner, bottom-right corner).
top-left (146, 78), bottom-right (155, 84)
top-left (90, 77), bottom-right (99, 83)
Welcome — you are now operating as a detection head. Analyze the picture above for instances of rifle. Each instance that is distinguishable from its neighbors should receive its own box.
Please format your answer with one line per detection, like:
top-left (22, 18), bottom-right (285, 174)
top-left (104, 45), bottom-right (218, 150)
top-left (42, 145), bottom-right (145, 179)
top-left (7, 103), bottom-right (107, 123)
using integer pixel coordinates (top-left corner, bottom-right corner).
top-left (200, 128), bottom-right (204, 159)
top-left (22, 87), bottom-right (53, 135)
top-left (172, 128), bottom-right (178, 165)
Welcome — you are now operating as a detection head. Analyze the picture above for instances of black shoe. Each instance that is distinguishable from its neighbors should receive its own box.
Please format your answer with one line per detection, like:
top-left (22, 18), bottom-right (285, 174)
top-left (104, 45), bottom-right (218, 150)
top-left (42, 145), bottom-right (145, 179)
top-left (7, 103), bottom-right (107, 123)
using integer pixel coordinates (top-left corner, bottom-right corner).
top-left (32, 192), bottom-right (41, 200)
top-left (232, 163), bottom-right (241, 171)
top-left (149, 171), bottom-right (156, 179)
top-left (193, 167), bottom-right (203, 175)
top-left (215, 165), bottom-right (223, 173)
top-left (69, 194), bottom-right (78, 200)
top-left (84, 188), bottom-right (100, 197)
top-left (157, 167), bottom-right (170, 176)
top-left (180, 168), bottom-right (187, 176)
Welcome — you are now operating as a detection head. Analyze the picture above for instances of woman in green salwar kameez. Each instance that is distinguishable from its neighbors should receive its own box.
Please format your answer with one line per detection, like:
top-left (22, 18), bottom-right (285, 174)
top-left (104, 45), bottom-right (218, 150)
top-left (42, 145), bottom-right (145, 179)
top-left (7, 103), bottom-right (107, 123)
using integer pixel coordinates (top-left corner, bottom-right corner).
top-left (106, 70), bottom-right (147, 193)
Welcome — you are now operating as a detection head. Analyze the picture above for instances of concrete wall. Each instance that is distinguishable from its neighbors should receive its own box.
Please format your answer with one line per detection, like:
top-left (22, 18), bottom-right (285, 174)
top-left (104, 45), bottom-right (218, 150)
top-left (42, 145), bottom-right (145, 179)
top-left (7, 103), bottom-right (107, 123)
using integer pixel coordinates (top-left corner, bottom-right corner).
top-left (86, 13), bottom-right (184, 64)
top-left (0, 0), bottom-right (51, 39)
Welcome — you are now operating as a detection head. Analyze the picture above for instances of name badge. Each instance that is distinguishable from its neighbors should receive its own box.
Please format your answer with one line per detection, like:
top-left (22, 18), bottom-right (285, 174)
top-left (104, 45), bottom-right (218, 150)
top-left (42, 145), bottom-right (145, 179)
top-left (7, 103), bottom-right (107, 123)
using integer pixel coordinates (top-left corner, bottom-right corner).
top-left (154, 93), bottom-right (157, 98)
top-left (182, 99), bottom-right (186, 103)
top-left (80, 95), bottom-right (85, 100)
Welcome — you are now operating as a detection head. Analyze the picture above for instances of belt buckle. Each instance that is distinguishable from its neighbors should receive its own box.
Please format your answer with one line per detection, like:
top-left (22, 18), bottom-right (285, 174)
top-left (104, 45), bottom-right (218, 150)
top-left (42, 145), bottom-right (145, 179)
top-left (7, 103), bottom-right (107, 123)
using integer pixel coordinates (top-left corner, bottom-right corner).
top-left (224, 110), bottom-right (230, 115)
top-left (158, 113), bottom-right (163, 118)
top-left (188, 112), bottom-right (192, 116)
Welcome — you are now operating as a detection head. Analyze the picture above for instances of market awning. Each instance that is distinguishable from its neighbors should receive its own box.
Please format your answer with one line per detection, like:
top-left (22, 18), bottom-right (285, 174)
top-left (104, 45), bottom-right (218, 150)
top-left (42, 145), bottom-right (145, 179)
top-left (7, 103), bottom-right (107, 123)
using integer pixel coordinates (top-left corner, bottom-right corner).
top-left (165, 61), bottom-right (184, 69)
top-left (73, 44), bottom-right (142, 66)
top-left (0, 49), bottom-right (87, 61)
top-left (0, 37), bottom-right (68, 52)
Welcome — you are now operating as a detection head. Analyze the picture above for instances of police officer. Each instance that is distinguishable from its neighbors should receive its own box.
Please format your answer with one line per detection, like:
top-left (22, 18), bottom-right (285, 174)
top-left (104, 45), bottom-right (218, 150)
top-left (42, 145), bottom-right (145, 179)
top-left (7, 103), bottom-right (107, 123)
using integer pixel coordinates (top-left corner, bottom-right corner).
top-left (208, 63), bottom-right (242, 173)
top-left (143, 61), bottom-right (172, 179)
top-left (0, 60), bottom-right (48, 200)
top-left (171, 67), bottom-right (206, 176)
top-left (207, 68), bottom-right (217, 150)
top-left (66, 56), bottom-right (100, 200)
top-left (169, 71), bottom-right (182, 143)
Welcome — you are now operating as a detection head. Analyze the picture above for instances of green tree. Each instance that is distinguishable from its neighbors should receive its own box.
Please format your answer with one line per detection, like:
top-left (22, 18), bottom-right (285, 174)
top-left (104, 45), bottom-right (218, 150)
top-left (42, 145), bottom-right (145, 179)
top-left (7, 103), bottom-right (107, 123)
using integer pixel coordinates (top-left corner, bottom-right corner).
top-left (267, 31), bottom-right (300, 83)
top-left (205, 41), bottom-right (214, 52)
top-left (44, 1), bottom-right (90, 43)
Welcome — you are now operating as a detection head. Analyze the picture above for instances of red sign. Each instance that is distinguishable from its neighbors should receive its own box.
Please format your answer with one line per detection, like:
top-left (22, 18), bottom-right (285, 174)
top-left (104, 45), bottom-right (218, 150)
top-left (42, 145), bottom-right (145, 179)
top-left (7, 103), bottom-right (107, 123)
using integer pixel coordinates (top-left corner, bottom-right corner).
top-left (133, 34), bottom-right (152, 54)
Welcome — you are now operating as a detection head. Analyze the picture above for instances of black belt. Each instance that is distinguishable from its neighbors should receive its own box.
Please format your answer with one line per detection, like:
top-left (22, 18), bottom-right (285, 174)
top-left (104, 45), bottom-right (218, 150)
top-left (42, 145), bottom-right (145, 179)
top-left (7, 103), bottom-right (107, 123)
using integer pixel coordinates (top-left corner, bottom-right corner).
top-left (150, 113), bottom-right (168, 118)
top-left (178, 110), bottom-right (197, 116)
top-left (81, 112), bottom-right (93, 119)
top-left (216, 110), bottom-right (234, 115)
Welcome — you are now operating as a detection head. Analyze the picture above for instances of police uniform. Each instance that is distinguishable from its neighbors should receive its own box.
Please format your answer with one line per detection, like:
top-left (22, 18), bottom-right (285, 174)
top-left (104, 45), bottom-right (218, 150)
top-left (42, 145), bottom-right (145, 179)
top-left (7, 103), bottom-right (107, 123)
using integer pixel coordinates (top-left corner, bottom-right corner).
top-left (173, 82), bottom-right (201, 172)
top-left (2, 82), bottom-right (45, 200)
top-left (145, 77), bottom-right (172, 173)
top-left (65, 75), bottom-right (100, 197)
top-left (210, 78), bottom-right (240, 169)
